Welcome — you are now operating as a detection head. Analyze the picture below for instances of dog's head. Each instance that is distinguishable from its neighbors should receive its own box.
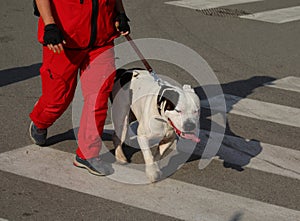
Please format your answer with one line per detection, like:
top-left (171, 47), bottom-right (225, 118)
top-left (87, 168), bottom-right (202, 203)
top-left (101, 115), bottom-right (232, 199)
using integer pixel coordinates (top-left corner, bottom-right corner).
top-left (157, 84), bottom-right (200, 142)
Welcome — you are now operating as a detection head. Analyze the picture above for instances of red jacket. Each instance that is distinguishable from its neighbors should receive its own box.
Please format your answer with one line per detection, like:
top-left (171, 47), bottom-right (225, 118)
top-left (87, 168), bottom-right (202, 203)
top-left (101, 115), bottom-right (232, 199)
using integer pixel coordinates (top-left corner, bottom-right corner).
top-left (38, 0), bottom-right (120, 49)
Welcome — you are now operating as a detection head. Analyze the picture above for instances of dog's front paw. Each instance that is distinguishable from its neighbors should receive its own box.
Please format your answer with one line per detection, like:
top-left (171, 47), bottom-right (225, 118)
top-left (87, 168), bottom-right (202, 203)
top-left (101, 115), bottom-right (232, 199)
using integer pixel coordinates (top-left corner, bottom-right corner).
top-left (146, 162), bottom-right (162, 183)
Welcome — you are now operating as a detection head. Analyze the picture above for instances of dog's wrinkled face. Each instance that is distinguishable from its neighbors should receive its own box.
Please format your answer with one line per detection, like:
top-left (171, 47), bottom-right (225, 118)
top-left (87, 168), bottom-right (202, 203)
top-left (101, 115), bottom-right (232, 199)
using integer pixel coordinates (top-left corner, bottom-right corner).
top-left (160, 85), bottom-right (200, 142)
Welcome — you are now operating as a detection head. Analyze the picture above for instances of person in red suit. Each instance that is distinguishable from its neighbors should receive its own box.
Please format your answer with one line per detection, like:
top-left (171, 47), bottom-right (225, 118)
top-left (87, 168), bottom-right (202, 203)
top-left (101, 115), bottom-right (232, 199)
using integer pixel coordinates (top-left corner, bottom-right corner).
top-left (30, 0), bottom-right (130, 176)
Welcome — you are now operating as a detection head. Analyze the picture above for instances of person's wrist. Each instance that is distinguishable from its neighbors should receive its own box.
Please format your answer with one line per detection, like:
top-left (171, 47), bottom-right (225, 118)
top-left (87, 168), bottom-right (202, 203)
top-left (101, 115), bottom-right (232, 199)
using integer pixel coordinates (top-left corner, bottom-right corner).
top-left (44, 23), bottom-right (57, 31)
top-left (43, 17), bottom-right (55, 26)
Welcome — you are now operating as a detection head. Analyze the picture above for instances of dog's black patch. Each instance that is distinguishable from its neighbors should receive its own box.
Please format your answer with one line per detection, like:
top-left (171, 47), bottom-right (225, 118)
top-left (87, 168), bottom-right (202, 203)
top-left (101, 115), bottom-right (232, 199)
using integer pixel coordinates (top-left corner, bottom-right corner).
top-left (115, 68), bottom-right (147, 88)
top-left (157, 86), bottom-right (179, 113)
top-left (110, 69), bottom-right (133, 103)
top-left (115, 69), bottom-right (133, 88)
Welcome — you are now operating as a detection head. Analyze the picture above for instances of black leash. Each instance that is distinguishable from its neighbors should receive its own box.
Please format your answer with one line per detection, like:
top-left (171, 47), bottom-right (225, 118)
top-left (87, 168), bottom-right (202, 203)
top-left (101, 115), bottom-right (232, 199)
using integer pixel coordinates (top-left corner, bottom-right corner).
top-left (125, 35), bottom-right (160, 82)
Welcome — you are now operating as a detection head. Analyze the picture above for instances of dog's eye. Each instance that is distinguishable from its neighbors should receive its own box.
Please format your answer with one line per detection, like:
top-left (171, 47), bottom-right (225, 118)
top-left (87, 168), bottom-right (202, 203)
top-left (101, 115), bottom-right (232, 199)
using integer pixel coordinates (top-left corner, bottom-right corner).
top-left (175, 109), bottom-right (182, 113)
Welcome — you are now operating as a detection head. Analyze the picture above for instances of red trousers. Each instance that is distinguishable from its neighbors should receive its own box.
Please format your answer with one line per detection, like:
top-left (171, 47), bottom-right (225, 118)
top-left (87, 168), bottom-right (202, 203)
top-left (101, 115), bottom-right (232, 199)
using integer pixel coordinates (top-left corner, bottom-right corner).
top-left (30, 44), bottom-right (116, 159)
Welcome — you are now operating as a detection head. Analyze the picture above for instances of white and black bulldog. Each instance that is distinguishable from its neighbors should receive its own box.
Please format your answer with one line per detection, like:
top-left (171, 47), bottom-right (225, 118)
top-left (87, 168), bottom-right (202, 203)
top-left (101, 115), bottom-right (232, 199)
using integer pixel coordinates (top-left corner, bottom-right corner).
top-left (111, 69), bottom-right (200, 182)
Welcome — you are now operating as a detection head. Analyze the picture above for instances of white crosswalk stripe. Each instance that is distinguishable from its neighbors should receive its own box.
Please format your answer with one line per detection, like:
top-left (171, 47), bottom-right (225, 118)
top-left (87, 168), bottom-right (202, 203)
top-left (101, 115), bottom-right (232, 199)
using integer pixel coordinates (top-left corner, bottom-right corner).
top-left (1, 76), bottom-right (300, 219)
top-left (165, 0), bottom-right (300, 23)
top-left (0, 145), bottom-right (299, 221)
top-left (264, 76), bottom-right (300, 93)
top-left (201, 94), bottom-right (300, 128)
top-left (165, 0), bottom-right (263, 10)
top-left (197, 131), bottom-right (300, 180)
top-left (240, 6), bottom-right (300, 24)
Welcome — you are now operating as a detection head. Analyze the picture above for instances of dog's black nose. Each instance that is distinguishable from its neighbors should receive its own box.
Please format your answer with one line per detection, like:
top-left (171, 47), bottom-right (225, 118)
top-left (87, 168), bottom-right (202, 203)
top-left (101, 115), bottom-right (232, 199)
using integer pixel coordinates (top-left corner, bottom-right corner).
top-left (184, 121), bottom-right (196, 131)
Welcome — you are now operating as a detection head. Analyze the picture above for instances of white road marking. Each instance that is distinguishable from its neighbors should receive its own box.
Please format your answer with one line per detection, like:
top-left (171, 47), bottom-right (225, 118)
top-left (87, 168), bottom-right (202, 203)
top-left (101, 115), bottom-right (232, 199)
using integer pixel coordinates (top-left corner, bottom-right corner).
top-left (203, 131), bottom-right (300, 180)
top-left (0, 145), bottom-right (299, 221)
top-left (240, 6), bottom-right (300, 24)
top-left (0, 218), bottom-right (9, 221)
top-left (165, 0), bottom-right (263, 10)
top-left (264, 76), bottom-right (300, 93)
top-left (201, 94), bottom-right (300, 128)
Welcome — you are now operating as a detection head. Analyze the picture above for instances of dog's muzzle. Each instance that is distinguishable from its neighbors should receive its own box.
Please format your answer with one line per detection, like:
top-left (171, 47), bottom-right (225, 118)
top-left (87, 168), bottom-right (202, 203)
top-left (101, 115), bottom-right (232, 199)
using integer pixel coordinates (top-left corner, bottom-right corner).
top-left (168, 119), bottom-right (200, 143)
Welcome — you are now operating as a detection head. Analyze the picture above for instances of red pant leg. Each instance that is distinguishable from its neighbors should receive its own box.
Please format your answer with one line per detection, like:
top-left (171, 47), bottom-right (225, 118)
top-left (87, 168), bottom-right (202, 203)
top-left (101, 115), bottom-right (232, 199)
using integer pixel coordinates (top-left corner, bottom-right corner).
top-left (76, 45), bottom-right (116, 159)
top-left (30, 47), bottom-right (86, 129)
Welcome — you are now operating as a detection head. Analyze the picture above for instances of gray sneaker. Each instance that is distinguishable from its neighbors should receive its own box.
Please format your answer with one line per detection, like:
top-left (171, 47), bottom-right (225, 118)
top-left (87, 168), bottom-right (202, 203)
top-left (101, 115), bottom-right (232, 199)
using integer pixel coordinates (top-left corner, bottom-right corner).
top-left (29, 121), bottom-right (47, 146)
top-left (73, 155), bottom-right (114, 176)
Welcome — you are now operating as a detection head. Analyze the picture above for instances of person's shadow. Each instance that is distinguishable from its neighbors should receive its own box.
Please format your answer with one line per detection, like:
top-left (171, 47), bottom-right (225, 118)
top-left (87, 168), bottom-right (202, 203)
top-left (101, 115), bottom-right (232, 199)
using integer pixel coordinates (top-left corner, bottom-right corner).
top-left (0, 63), bottom-right (41, 87)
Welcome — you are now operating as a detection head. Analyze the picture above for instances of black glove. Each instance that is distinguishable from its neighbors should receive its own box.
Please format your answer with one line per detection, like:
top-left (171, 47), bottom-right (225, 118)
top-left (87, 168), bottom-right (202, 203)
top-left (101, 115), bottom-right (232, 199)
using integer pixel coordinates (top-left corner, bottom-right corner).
top-left (43, 24), bottom-right (65, 45)
top-left (116, 12), bottom-right (130, 33)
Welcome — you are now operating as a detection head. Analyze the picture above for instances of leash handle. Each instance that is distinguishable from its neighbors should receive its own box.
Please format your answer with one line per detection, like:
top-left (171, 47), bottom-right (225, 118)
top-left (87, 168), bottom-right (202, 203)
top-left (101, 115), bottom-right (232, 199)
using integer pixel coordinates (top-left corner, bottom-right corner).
top-left (125, 35), bottom-right (153, 73)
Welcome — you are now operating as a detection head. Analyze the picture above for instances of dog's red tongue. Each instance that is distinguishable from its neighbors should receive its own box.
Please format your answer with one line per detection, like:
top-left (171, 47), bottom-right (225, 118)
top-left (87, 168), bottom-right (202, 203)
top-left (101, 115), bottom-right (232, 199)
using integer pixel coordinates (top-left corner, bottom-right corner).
top-left (169, 119), bottom-right (200, 143)
top-left (181, 133), bottom-right (201, 143)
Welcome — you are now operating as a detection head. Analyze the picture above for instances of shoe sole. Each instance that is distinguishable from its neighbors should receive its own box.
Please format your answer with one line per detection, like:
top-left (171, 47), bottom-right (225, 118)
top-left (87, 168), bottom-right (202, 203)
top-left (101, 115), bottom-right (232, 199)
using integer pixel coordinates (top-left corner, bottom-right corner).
top-left (29, 121), bottom-right (46, 146)
top-left (73, 159), bottom-right (106, 176)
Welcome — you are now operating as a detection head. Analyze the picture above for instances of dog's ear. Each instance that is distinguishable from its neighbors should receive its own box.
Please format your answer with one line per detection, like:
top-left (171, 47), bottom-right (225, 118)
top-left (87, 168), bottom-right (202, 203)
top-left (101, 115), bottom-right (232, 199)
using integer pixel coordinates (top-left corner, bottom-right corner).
top-left (158, 87), bottom-right (179, 111)
top-left (183, 84), bottom-right (195, 92)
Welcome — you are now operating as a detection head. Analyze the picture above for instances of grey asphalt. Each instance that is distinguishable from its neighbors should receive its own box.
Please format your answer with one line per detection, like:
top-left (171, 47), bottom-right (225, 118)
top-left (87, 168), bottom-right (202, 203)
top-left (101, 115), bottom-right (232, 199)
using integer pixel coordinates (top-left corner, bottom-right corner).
top-left (1, 0), bottom-right (300, 220)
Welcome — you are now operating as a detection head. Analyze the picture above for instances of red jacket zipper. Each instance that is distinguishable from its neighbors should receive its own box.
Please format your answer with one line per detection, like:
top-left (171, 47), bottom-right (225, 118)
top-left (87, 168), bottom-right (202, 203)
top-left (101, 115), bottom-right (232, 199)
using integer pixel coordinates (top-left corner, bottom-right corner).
top-left (88, 0), bottom-right (99, 47)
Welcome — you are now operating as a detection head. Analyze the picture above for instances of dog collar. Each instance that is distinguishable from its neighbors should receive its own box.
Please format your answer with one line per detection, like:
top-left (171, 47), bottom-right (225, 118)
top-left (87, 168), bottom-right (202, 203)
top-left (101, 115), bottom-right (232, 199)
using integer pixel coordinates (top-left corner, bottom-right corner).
top-left (168, 118), bottom-right (181, 136)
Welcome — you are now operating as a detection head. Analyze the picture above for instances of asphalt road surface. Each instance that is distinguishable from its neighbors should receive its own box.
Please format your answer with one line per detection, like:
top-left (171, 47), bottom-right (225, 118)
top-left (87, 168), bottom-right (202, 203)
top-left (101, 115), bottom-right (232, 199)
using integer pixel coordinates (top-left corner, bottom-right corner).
top-left (1, 0), bottom-right (299, 220)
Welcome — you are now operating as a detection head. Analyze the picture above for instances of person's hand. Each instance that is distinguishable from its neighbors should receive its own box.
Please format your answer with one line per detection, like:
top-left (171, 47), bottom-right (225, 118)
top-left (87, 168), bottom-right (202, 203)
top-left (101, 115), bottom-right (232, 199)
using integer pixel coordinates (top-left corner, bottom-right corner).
top-left (43, 24), bottom-right (66, 53)
top-left (115, 12), bottom-right (130, 36)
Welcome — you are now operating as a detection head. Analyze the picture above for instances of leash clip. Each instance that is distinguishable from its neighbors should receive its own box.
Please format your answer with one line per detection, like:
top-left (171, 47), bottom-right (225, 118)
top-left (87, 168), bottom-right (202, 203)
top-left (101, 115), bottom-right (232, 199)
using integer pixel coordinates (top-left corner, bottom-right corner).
top-left (150, 70), bottom-right (161, 83)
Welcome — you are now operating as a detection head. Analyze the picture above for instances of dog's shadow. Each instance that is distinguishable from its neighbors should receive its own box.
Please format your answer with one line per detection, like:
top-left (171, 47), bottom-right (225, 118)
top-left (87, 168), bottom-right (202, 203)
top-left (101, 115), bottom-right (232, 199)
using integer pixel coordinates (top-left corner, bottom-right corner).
top-left (187, 76), bottom-right (276, 171)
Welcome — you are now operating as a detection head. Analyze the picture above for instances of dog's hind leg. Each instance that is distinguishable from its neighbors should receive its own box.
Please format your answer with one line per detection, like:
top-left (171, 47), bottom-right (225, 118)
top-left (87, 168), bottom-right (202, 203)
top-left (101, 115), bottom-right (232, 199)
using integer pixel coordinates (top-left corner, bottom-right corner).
top-left (111, 83), bottom-right (131, 164)
top-left (115, 144), bottom-right (127, 164)
top-left (113, 114), bottom-right (129, 164)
